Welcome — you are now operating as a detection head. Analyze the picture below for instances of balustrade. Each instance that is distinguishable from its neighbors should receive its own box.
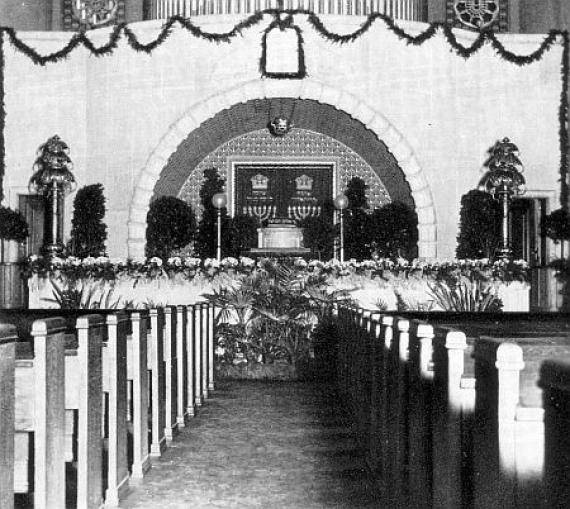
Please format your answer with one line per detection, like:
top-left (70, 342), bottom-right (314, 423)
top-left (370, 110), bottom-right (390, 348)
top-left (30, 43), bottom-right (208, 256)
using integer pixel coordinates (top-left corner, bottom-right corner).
top-left (146, 0), bottom-right (427, 20)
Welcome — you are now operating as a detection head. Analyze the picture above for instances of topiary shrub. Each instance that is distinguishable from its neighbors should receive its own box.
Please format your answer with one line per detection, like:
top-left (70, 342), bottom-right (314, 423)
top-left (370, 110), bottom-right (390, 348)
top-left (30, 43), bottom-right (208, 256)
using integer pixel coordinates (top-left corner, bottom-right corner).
top-left (228, 214), bottom-right (258, 257)
top-left (368, 201), bottom-right (418, 259)
top-left (541, 208), bottom-right (570, 244)
top-left (300, 215), bottom-right (336, 260)
top-left (0, 206), bottom-right (29, 242)
top-left (68, 183), bottom-right (107, 257)
top-left (146, 196), bottom-right (196, 259)
top-left (344, 177), bottom-right (372, 260)
top-left (195, 168), bottom-right (230, 258)
top-left (456, 189), bottom-right (501, 259)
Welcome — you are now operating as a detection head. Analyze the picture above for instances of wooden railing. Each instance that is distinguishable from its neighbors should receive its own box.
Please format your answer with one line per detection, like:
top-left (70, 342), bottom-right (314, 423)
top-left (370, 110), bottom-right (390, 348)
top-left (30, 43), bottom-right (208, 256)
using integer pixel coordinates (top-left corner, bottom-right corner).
top-left (335, 306), bottom-right (570, 508)
top-left (0, 303), bottom-right (215, 509)
top-left (145, 0), bottom-right (427, 20)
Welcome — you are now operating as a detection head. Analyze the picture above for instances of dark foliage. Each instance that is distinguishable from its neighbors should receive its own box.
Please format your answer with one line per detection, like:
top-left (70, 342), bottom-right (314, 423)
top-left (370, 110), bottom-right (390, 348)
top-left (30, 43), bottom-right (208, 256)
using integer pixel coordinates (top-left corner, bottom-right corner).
top-left (300, 215), bottom-right (336, 260)
top-left (344, 177), bottom-right (371, 260)
top-left (69, 184), bottom-right (107, 257)
top-left (228, 214), bottom-right (258, 257)
top-left (541, 208), bottom-right (570, 243)
top-left (456, 190), bottom-right (501, 259)
top-left (145, 196), bottom-right (195, 259)
top-left (195, 168), bottom-right (230, 258)
top-left (0, 206), bottom-right (28, 242)
top-left (368, 201), bottom-right (418, 259)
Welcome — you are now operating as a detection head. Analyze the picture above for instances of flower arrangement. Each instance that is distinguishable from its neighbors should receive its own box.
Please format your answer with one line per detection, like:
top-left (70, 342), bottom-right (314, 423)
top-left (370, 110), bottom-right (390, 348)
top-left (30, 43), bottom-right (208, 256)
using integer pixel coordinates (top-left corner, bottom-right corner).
top-left (24, 254), bottom-right (528, 284)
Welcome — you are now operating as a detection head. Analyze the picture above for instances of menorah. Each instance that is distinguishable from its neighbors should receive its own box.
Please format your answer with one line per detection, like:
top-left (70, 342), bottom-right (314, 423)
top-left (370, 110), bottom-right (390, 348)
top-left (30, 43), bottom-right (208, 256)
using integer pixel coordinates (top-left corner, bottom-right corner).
top-left (287, 203), bottom-right (321, 221)
top-left (243, 203), bottom-right (276, 222)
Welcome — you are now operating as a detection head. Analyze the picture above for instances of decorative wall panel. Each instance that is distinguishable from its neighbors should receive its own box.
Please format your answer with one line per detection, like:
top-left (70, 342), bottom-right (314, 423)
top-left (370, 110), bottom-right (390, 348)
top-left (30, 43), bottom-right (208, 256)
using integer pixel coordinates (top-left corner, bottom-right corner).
top-left (178, 128), bottom-right (391, 219)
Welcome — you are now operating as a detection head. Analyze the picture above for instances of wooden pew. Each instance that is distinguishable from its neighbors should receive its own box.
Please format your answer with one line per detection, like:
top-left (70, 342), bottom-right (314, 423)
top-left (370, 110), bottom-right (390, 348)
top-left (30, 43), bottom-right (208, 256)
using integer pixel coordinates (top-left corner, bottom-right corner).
top-left (14, 318), bottom-right (67, 508)
top-left (148, 308), bottom-right (166, 457)
top-left (539, 359), bottom-right (570, 509)
top-left (0, 323), bottom-right (17, 509)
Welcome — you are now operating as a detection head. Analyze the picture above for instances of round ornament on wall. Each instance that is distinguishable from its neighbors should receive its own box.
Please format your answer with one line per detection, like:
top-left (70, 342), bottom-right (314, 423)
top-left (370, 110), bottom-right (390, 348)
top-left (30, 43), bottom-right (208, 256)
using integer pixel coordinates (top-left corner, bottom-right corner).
top-left (454, 0), bottom-right (500, 30)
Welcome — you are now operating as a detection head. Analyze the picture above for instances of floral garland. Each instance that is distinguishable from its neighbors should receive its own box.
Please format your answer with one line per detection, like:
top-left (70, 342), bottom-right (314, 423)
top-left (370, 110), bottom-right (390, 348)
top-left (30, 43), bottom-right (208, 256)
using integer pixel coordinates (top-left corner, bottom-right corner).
top-left (24, 254), bottom-right (529, 285)
top-left (0, 11), bottom-right (567, 202)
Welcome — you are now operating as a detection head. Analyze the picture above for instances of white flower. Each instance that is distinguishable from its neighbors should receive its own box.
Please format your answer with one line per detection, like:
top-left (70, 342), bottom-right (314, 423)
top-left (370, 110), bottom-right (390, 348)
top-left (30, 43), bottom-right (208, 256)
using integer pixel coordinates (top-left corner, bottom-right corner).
top-left (239, 256), bottom-right (255, 267)
top-left (83, 257), bottom-right (96, 266)
top-left (184, 257), bottom-right (201, 267)
top-left (51, 257), bottom-right (65, 266)
top-left (28, 254), bottom-right (39, 262)
top-left (168, 256), bottom-right (182, 266)
top-left (131, 257), bottom-right (146, 265)
top-left (149, 257), bottom-right (163, 266)
top-left (294, 258), bottom-right (307, 267)
top-left (204, 258), bottom-right (220, 269)
top-left (96, 256), bottom-right (109, 264)
top-left (221, 257), bottom-right (239, 267)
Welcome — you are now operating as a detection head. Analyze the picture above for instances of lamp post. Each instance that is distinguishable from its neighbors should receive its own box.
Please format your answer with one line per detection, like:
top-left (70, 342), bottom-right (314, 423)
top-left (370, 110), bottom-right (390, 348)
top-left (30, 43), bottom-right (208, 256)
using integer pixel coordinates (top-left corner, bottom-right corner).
top-left (29, 135), bottom-right (77, 257)
top-left (479, 137), bottom-right (526, 260)
top-left (211, 193), bottom-right (227, 262)
top-left (334, 193), bottom-right (349, 263)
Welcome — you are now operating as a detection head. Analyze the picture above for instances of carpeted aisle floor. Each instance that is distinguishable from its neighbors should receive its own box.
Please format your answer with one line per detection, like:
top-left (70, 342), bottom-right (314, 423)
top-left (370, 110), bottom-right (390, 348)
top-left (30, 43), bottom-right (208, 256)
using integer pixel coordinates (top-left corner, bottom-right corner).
top-left (119, 381), bottom-right (384, 509)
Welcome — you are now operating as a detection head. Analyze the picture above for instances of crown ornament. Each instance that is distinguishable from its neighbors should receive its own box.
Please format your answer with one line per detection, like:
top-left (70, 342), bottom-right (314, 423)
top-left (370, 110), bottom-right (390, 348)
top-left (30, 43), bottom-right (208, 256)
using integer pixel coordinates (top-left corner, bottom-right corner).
top-left (295, 174), bottom-right (313, 192)
top-left (269, 116), bottom-right (293, 137)
top-left (251, 174), bottom-right (269, 191)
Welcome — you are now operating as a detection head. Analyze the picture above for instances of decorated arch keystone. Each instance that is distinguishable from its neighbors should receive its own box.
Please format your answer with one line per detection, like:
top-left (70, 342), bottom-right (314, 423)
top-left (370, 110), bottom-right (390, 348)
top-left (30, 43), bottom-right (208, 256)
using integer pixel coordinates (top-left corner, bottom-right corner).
top-left (128, 79), bottom-right (437, 259)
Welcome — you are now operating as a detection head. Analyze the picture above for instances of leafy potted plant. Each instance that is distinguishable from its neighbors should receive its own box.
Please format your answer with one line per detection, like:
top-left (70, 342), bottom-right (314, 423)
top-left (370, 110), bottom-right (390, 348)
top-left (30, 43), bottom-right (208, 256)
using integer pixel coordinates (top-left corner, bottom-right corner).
top-left (0, 206), bottom-right (29, 262)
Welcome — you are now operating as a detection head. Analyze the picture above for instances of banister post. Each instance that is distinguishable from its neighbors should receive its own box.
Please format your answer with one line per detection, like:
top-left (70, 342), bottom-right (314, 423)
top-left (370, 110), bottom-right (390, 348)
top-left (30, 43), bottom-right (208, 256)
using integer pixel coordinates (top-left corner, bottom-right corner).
top-left (149, 308), bottom-right (166, 456)
top-left (76, 314), bottom-right (105, 509)
top-left (185, 305), bottom-right (196, 417)
top-left (194, 303), bottom-right (203, 407)
top-left (32, 318), bottom-right (67, 509)
top-left (201, 303), bottom-right (209, 400)
top-left (176, 305), bottom-right (187, 427)
top-left (0, 324), bottom-right (17, 509)
top-left (104, 313), bottom-right (130, 506)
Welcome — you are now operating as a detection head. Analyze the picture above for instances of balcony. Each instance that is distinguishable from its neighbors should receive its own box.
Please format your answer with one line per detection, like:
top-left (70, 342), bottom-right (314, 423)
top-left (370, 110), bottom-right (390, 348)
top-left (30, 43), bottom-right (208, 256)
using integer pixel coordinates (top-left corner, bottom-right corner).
top-left (144, 0), bottom-right (427, 21)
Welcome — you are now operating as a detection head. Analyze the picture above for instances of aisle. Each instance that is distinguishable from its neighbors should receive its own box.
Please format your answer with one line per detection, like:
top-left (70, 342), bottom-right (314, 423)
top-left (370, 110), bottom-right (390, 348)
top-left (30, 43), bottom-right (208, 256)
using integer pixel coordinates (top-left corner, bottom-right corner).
top-left (120, 381), bottom-right (383, 509)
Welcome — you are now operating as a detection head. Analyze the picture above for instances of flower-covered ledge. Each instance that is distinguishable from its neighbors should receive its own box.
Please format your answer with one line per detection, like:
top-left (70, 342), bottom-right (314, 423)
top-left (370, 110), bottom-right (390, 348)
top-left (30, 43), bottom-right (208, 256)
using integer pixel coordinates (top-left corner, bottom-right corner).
top-left (25, 255), bottom-right (530, 312)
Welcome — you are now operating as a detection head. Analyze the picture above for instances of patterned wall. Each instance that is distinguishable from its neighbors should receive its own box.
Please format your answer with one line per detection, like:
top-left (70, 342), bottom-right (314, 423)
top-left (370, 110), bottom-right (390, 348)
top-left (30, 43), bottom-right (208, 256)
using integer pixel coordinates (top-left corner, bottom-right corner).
top-left (63, 0), bottom-right (126, 30)
top-left (178, 128), bottom-right (391, 219)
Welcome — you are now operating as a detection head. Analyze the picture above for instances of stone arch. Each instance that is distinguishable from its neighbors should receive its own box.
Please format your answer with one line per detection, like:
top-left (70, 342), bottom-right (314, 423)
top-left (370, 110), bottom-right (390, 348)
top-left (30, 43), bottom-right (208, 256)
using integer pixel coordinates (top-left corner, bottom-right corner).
top-left (128, 79), bottom-right (437, 258)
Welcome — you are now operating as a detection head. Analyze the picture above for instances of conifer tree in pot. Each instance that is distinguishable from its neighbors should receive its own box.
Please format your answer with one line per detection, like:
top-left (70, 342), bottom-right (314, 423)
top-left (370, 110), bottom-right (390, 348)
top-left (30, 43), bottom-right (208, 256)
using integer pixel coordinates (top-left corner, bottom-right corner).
top-left (68, 183), bottom-right (108, 258)
top-left (0, 206), bottom-right (29, 262)
top-left (145, 196), bottom-right (196, 259)
top-left (195, 168), bottom-right (230, 258)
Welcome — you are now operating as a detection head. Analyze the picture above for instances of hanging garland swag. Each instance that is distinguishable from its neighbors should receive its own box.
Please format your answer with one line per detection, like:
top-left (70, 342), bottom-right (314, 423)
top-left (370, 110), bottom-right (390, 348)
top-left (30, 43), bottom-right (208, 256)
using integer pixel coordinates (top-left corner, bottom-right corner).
top-left (0, 10), bottom-right (568, 205)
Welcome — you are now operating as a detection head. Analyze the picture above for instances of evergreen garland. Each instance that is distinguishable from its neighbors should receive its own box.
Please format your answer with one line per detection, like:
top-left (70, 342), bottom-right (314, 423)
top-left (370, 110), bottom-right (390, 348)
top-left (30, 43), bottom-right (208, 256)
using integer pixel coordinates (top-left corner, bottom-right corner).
top-left (69, 183), bottom-right (108, 257)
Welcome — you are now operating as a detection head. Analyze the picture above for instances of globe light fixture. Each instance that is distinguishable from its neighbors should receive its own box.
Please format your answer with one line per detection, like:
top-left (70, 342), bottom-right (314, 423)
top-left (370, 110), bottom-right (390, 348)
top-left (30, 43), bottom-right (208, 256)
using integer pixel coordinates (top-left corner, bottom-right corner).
top-left (479, 137), bottom-right (526, 260)
top-left (334, 193), bottom-right (349, 263)
top-left (212, 193), bottom-right (227, 261)
top-left (29, 135), bottom-right (77, 257)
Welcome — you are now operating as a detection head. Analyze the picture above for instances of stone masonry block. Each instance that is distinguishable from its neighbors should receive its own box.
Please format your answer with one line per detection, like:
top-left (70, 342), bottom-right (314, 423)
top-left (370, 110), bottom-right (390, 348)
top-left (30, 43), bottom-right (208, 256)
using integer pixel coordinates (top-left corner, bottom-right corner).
top-left (407, 173), bottom-right (428, 192)
top-left (127, 239), bottom-right (145, 259)
top-left (418, 241), bottom-right (437, 260)
top-left (366, 114), bottom-right (390, 138)
top-left (299, 80), bottom-right (323, 101)
top-left (145, 152), bottom-right (169, 176)
top-left (418, 224), bottom-right (437, 242)
top-left (240, 81), bottom-right (265, 102)
top-left (188, 101), bottom-right (211, 126)
top-left (399, 156), bottom-right (422, 177)
top-left (132, 188), bottom-right (153, 208)
top-left (128, 207), bottom-right (148, 225)
top-left (416, 206), bottom-right (436, 225)
top-left (380, 126), bottom-right (403, 151)
top-left (224, 86), bottom-right (247, 107)
top-left (175, 114), bottom-right (200, 136)
top-left (413, 188), bottom-right (433, 209)
top-left (318, 85), bottom-right (342, 108)
top-left (138, 171), bottom-right (158, 193)
top-left (352, 102), bottom-right (376, 127)
top-left (335, 92), bottom-right (359, 117)
top-left (390, 140), bottom-right (413, 164)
